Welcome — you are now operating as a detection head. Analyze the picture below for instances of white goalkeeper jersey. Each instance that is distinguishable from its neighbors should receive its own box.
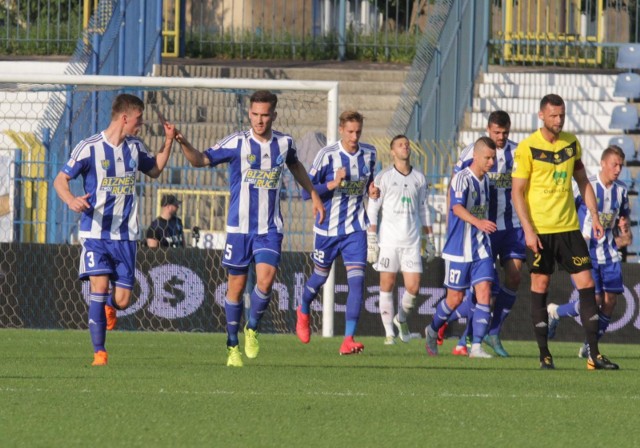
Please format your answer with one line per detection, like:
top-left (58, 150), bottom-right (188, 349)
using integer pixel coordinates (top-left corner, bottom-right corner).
top-left (367, 165), bottom-right (430, 248)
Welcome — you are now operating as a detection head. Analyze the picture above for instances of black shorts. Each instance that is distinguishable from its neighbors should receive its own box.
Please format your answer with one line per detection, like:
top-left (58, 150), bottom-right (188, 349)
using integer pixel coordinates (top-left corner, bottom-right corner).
top-left (526, 230), bottom-right (592, 275)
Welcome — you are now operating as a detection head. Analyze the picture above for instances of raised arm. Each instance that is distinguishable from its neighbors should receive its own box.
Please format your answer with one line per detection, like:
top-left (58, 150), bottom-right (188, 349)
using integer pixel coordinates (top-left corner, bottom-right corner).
top-left (146, 121), bottom-right (177, 178)
top-left (175, 130), bottom-right (211, 168)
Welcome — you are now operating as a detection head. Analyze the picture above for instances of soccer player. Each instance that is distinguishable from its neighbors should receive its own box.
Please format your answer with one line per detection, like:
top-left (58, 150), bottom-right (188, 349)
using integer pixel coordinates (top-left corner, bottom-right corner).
top-left (53, 93), bottom-right (176, 366)
top-left (547, 145), bottom-right (632, 356)
top-left (295, 110), bottom-right (377, 355)
top-left (366, 135), bottom-right (435, 345)
top-left (174, 90), bottom-right (324, 367)
top-left (146, 194), bottom-right (185, 248)
top-left (511, 93), bottom-right (619, 370)
top-left (442, 111), bottom-right (524, 357)
top-left (425, 136), bottom-right (497, 358)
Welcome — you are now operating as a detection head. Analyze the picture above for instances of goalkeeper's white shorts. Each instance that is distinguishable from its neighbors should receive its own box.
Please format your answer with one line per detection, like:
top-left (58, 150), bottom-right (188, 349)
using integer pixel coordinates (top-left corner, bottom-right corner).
top-left (374, 245), bottom-right (422, 273)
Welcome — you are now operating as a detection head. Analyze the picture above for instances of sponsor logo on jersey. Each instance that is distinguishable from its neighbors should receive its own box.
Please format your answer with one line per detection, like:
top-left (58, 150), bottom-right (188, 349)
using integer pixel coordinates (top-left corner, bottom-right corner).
top-left (572, 256), bottom-right (590, 266)
top-left (469, 204), bottom-right (487, 219)
top-left (599, 211), bottom-right (616, 228)
top-left (553, 170), bottom-right (567, 185)
top-left (100, 174), bottom-right (135, 195)
top-left (488, 172), bottom-right (512, 189)
top-left (339, 179), bottom-right (367, 196)
top-left (244, 166), bottom-right (283, 189)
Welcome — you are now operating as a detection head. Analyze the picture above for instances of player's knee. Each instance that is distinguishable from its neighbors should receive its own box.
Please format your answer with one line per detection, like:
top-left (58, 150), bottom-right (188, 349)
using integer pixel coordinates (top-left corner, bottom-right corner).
top-left (114, 289), bottom-right (132, 309)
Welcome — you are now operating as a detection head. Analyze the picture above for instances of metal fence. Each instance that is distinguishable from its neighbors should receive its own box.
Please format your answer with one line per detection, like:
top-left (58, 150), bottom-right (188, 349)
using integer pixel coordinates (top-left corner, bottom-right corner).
top-left (390, 0), bottom-right (490, 147)
top-left (180, 0), bottom-right (425, 62)
top-left (489, 0), bottom-right (640, 68)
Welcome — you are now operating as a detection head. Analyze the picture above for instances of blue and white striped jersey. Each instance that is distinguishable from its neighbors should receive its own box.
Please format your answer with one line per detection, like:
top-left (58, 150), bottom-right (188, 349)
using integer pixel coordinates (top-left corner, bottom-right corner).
top-left (575, 174), bottom-right (631, 264)
top-left (61, 132), bottom-right (156, 241)
top-left (442, 167), bottom-right (492, 262)
top-left (307, 141), bottom-right (376, 236)
top-left (204, 128), bottom-right (298, 235)
top-left (455, 139), bottom-right (520, 230)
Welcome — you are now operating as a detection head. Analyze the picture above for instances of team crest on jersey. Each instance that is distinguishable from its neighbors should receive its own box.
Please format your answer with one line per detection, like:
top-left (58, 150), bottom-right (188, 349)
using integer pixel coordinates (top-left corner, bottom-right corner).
top-left (129, 158), bottom-right (137, 169)
top-left (276, 153), bottom-right (284, 165)
top-left (471, 191), bottom-right (478, 200)
top-left (101, 159), bottom-right (110, 170)
top-left (247, 154), bottom-right (257, 165)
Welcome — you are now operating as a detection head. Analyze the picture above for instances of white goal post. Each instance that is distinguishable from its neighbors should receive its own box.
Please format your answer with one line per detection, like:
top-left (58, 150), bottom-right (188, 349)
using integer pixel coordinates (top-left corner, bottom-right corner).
top-left (0, 72), bottom-right (340, 336)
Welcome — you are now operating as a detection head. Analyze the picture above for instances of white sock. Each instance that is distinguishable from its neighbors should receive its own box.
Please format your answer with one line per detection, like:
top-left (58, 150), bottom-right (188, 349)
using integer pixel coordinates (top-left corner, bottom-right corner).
top-left (379, 291), bottom-right (395, 337)
top-left (398, 291), bottom-right (416, 322)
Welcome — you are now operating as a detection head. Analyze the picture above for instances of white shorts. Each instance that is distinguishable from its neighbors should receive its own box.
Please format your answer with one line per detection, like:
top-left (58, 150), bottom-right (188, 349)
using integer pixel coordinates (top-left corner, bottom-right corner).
top-left (375, 246), bottom-right (422, 273)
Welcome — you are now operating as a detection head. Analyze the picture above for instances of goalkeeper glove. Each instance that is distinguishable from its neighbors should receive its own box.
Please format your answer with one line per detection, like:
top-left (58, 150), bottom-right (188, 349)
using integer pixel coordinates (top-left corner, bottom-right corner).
top-left (422, 234), bottom-right (436, 263)
top-left (367, 231), bottom-right (379, 264)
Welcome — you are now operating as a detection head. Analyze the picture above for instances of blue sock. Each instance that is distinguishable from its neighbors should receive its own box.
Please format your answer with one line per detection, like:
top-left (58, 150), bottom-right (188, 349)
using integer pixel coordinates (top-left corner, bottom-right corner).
top-left (248, 286), bottom-right (271, 330)
top-left (301, 268), bottom-right (329, 314)
top-left (557, 301), bottom-right (579, 318)
top-left (457, 303), bottom-right (475, 346)
top-left (431, 300), bottom-right (453, 332)
top-left (472, 304), bottom-right (491, 344)
top-left (447, 290), bottom-right (472, 323)
top-left (225, 299), bottom-right (243, 347)
top-left (345, 268), bottom-right (365, 337)
top-left (88, 293), bottom-right (108, 352)
top-left (488, 287), bottom-right (517, 336)
top-left (597, 313), bottom-right (611, 340)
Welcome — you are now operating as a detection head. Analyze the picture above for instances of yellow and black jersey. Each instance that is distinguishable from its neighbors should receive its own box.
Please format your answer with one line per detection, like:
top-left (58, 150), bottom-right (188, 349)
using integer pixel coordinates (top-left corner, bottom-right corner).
top-left (512, 129), bottom-right (582, 234)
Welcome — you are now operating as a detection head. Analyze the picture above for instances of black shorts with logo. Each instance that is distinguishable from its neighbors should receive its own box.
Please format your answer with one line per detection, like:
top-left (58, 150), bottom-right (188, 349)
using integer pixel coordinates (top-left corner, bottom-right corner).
top-left (526, 230), bottom-right (592, 275)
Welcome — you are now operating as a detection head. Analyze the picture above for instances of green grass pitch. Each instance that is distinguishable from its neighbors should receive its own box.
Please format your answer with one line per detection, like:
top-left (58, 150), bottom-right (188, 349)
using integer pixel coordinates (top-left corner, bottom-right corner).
top-left (1, 328), bottom-right (639, 447)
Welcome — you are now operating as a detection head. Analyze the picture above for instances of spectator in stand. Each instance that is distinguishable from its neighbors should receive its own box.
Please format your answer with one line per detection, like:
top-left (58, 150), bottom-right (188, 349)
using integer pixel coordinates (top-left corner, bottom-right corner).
top-left (146, 194), bottom-right (185, 248)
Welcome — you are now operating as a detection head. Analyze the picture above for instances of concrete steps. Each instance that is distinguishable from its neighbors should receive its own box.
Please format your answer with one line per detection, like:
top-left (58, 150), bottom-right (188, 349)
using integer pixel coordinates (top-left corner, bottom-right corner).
top-left (461, 68), bottom-right (633, 172)
top-left (152, 63), bottom-right (409, 140)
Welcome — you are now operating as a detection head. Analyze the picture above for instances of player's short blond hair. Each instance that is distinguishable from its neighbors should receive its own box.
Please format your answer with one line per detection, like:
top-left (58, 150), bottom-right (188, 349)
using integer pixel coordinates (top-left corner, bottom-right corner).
top-left (339, 110), bottom-right (364, 127)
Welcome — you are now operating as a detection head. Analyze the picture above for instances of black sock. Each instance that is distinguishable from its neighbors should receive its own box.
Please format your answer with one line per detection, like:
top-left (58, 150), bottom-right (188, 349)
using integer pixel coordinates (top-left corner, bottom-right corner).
top-left (531, 291), bottom-right (551, 359)
top-left (578, 287), bottom-right (599, 359)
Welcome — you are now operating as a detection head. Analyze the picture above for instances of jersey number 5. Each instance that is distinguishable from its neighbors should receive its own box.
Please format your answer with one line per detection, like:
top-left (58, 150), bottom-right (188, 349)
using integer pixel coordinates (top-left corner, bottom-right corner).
top-left (224, 244), bottom-right (233, 260)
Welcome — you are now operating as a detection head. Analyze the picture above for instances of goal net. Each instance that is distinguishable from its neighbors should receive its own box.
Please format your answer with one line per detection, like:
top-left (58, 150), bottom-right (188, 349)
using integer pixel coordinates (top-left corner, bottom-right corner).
top-left (0, 73), bottom-right (338, 336)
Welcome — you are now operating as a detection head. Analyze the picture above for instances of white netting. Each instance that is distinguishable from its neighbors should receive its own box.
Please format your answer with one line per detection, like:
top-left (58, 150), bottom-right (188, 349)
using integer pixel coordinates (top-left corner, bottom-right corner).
top-left (0, 76), bottom-right (338, 334)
